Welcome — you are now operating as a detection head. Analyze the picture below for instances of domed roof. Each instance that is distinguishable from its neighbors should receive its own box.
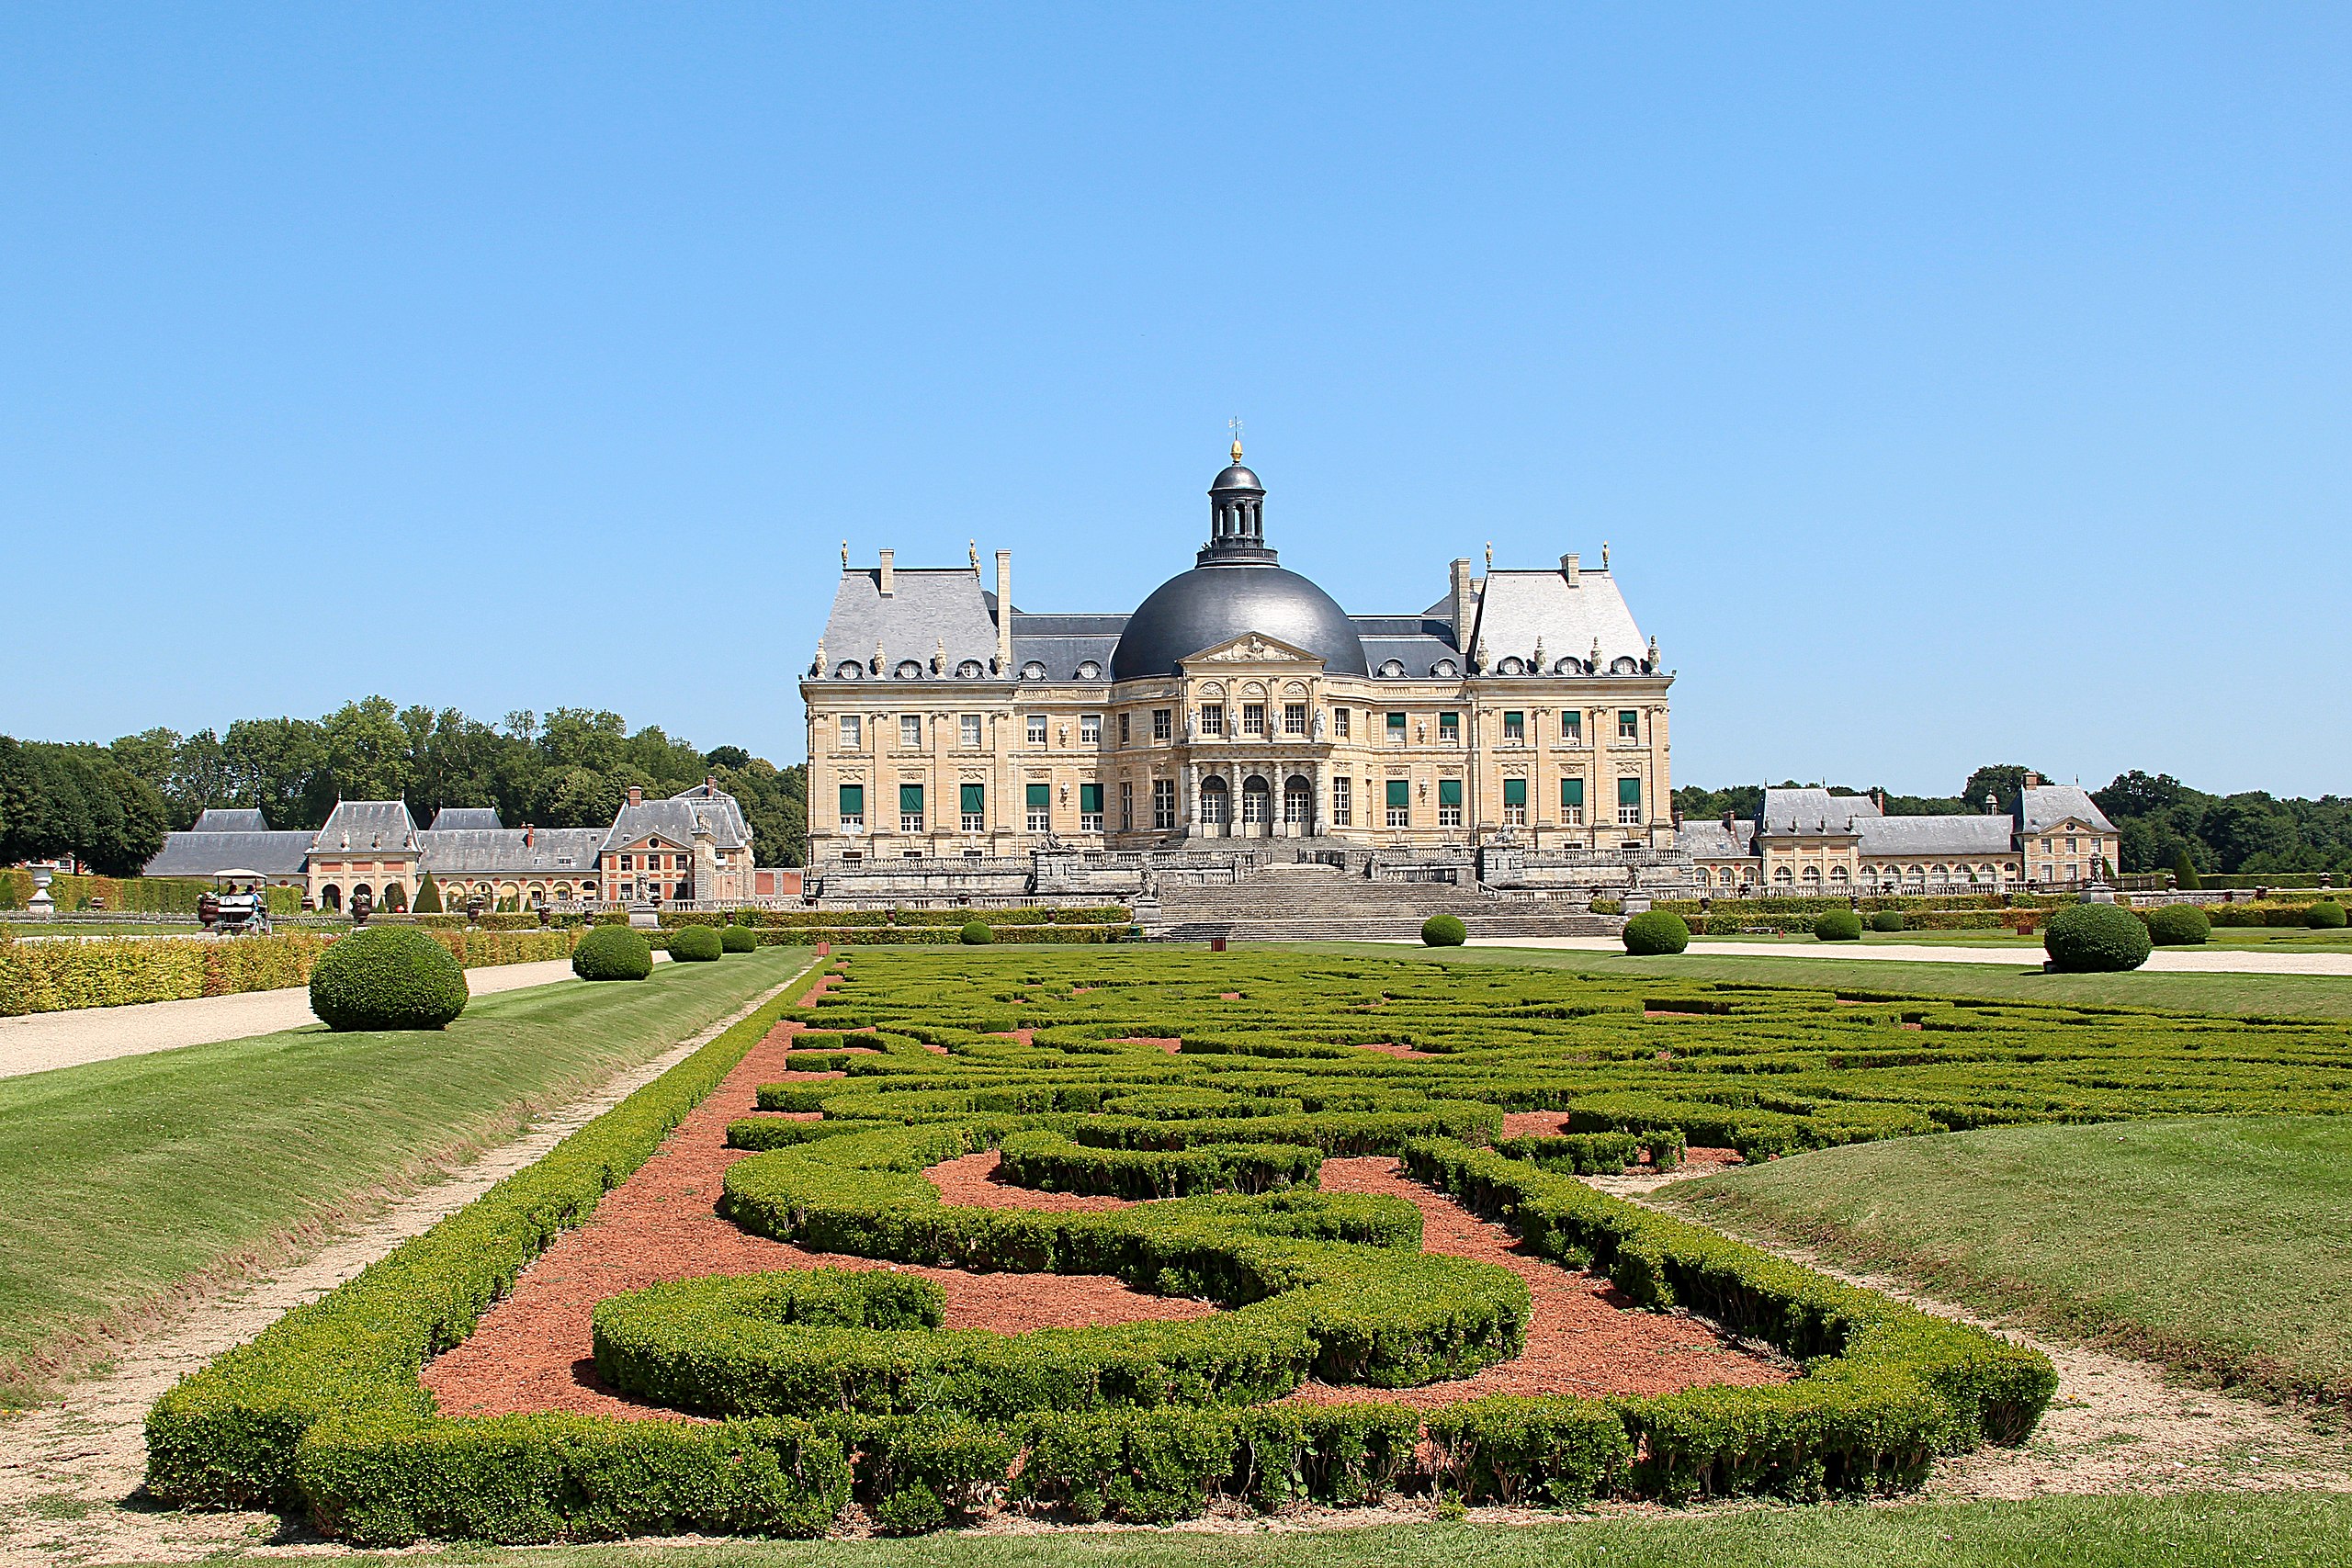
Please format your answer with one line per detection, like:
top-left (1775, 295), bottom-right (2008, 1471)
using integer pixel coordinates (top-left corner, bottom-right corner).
top-left (1210, 462), bottom-right (1262, 491)
top-left (1111, 561), bottom-right (1369, 681)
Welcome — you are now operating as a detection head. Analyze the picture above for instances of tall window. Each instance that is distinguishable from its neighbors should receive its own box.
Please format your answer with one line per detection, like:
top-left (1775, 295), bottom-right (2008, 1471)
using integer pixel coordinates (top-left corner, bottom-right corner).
top-left (1152, 778), bottom-right (1176, 829)
top-left (1080, 714), bottom-right (1101, 745)
top-left (1386, 712), bottom-right (1408, 745)
top-left (959, 783), bottom-right (985, 834)
top-left (1438, 777), bottom-right (1463, 828)
top-left (959, 714), bottom-right (982, 749)
top-left (898, 714), bottom-right (922, 749)
top-left (1331, 775), bottom-right (1352, 827)
top-left (1201, 705), bottom-right (1225, 737)
top-left (1502, 776), bottom-right (1527, 826)
top-left (899, 784), bottom-right (924, 834)
top-left (1560, 776), bottom-right (1585, 826)
top-left (1027, 714), bottom-right (1049, 746)
top-left (1120, 781), bottom-right (1134, 830)
top-left (1333, 707), bottom-right (1351, 739)
top-left (1026, 783), bottom-right (1051, 832)
top-left (1283, 702), bottom-right (1306, 736)
top-left (1560, 711), bottom-right (1582, 746)
top-left (1617, 776), bottom-right (1642, 826)
top-left (1617, 709), bottom-right (1640, 742)
top-left (1385, 778), bottom-right (1410, 828)
top-left (1119, 712), bottom-right (1131, 745)
top-left (838, 784), bottom-right (865, 830)
top-left (1152, 708), bottom-right (1172, 741)
top-left (1080, 783), bottom-right (1103, 832)
top-left (1438, 712), bottom-right (1460, 744)
top-left (839, 714), bottom-right (863, 750)
top-left (1241, 703), bottom-right (1266, 736)
top-left (1503, 711), bottom-right (1525, 743)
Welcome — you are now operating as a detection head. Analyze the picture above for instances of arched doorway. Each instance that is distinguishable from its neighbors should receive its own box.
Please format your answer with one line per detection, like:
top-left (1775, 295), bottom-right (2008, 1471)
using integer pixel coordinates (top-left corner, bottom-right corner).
top-left (1199, 776), bottom-right (1229, 829)
top-left (1240, 774), bottom-right (1272, 831)
top-left (320, 885), bottom-right (342, 911)
top-left (1283, 774), bottom-right (1312, 829)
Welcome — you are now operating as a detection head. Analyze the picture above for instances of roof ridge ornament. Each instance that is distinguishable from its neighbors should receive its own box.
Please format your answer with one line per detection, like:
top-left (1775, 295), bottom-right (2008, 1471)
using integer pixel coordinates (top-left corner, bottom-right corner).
top-left (1228, 414), bottom-right (1243, 466)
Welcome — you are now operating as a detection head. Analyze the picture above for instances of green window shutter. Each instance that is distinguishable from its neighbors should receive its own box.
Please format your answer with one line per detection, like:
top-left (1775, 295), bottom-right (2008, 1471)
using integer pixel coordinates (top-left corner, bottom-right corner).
top-left (899, 784), bottom-right (923, 814)
top-left (1618, 777), bottom-right (1642, 807)
top-left (1080, 783), bottom-right (1102, 813)
top-left (1561, 778), bottom-right (1584, 807)
top-left (1502, 777), bottom-right (1526, 807)
top-left (1504, 710), bottom-right (1522, 727)
top-left (959, 783), bottom-right (984, 815)
top-left (1385, 779), bottom-right (1409, 807)
top-left (1439, 778), bottom-right (1463, 807)
top-left (1619, 709), bottom-right (1638, 732)
top-left (839, 784), bottom-right (865, 816)
top-left (1026, 783), bottom-right (1050, 808)
top-left (1386, 712), bottom-right (1407, 733)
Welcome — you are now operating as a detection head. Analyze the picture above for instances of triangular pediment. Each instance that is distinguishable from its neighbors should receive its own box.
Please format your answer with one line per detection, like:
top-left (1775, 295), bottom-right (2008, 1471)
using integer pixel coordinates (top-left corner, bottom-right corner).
top-left (1178, 632), bottom-right (1325, 669)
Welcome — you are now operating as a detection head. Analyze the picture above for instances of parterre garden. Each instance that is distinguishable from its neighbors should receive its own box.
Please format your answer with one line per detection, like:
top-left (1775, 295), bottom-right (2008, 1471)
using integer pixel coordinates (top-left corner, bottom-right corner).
top-left (143, 948), bottom-right (2352, 1545)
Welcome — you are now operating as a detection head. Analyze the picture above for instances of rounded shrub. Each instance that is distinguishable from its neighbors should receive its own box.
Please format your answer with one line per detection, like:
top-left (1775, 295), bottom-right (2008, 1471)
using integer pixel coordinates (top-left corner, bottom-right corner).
top-left (1814, 910), bottom-right (1864, 942)
top-left (669, 924), bottom-right (723, 963)
top-left (1622, 911), bottom-right (1690, 955)
top-left (1421, 914), bottom-right (1467, 947)
top-left (719, 923), bottom-right (759, 953)
top-left (1869, 910), bottom-right (1905, 933)
top-left (308, 925), bottom-right (468, 1032)
top-left (959, 920), bottom-right (995, 945)
top-left (2043, 902), bottom-right (2153, 973)
top-left (572, 923), bottom-right (654, 981)
top-left (2308, 900), bottom-right (2347, 930)
top-left (2144, 902), bottom-right (2211, 946)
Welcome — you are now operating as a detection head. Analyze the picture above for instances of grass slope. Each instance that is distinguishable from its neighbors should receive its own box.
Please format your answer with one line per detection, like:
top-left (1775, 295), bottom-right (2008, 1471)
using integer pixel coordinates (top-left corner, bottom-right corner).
top-left (108, 1492), bottom-right (2352, 1567)
top-left (1668, 1114), bottom-right (2352, 1404)
top-left (1298, 942), bottom-right (2352, 1019)
top-left (0, 945), bottom-right (808, 1402)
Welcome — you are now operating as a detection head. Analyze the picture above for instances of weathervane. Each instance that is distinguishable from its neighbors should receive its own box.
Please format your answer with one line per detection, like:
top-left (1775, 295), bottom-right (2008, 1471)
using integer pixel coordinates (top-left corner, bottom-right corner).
top-left (1227, 414), bottom-right (1244, 463)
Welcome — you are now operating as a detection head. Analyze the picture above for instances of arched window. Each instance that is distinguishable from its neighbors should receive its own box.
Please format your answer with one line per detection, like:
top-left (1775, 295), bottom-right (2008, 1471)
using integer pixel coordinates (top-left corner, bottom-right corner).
top-left (1496, 657), bottom-right (1526, 675)
top-left (1431, 659), bottom-right (1459, 677)
top-left (1076, 660), bottom-right (1102, 680)
top-left (1773, 866), bottom-right (1794, 884)
top-left (1240, 774), bottom-right (1272, 827)
top-left (1610, 656), bottom-right (1641, 674)
top-left (1829, 865), bottom-right (1849, 882)
top-left (894, 660), bottom-right (924, 680)
top-left (1553, 658), bottom-right (1585, 675)
top-left (955, 660), bottom-right (984, 678)
top-left (1199, 776), bottom-right (1229, 825)
top-left (1801, 865), bottom-right (1822, 884)
top-left (1283, 774), bottom-right (1312, 825)
top-left (1379, 660), bottom-right (1406, 677)
top-left (320, 885), bottom-right (342, 910)
top-left (833, 661), bottom-right (865, 680)
top-left (1021, 660), bottom-right (1047, 680)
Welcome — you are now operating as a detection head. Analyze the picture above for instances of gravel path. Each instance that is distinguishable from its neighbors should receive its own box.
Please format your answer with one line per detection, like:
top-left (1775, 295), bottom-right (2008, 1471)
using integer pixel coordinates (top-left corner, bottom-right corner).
top-left (0, 958), bottom-right (805, 1567)
top-left (0, 954), bottom-right (669, 1082)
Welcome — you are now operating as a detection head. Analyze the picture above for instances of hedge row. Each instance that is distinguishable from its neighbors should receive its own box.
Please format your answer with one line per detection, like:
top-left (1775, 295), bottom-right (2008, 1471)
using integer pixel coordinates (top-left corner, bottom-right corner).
top-left (0, 870), bottom-right (305, 915)
top-left (995, 1130), bottom-right (1322, 1198)
top-left (662, 907), bottom-right (1132, 931)
top-left (651, 925), bottom-right (1128, 949)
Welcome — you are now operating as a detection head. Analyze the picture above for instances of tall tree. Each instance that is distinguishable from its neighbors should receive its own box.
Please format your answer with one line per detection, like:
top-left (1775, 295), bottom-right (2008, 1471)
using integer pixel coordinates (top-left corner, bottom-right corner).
top-left (222, 716), bottom-right (334, 829)
top-left (322, 696), bottom-right (413, 803)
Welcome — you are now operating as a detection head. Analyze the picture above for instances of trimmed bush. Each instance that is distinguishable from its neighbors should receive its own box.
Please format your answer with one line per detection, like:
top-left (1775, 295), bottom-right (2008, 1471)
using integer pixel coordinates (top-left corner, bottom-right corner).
top-left (1868, 910), bottom-right (1905, 933)
top-left (572, 924), bottom-right (654, 981)
top-left (720, 923), bottom-right (759, 953)
top-left (1622, 912), bottom-right (1690, 956)
top-left (1421, 915), bottom-right (1467, 947)
top-left (2042, 902), bottom-right (2153, 973)
top-left (958, 920), bottom-right (995, 945)
top-left (670, 925), bottom-right (724, 963)
top-left (1814, 911), bottom-right (1864, 942)
top-left (2144, 903), bottom-right (2211, 946)
top-left (2309, 901), bottom-right (2347, 930)
top-left (306, 927), bottom-right (468, 1032)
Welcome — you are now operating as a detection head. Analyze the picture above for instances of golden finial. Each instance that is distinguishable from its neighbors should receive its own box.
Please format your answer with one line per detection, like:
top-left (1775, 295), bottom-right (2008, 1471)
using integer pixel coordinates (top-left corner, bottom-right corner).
top-left (1484, 541), bottom-right (1493, 570)
top-left (1227, 414), bottom-right (1244, 465)
top-left (840, 539), bottom-right (849, 569)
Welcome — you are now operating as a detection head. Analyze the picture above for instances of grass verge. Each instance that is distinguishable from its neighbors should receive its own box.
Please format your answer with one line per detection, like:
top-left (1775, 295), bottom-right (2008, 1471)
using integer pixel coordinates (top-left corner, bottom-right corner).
top-left (1665, 1114), bottom-right (2352, 1404)
top-left (0, 945), bottom-right (809, 1404)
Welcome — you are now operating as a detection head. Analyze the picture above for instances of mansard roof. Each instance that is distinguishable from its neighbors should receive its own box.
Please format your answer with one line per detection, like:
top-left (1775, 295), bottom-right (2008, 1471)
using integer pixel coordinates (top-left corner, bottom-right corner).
top-left (418, 827), bottom-right (605, 876)
top-left (315, 799), bottom-right (421, 853)
top-left (600, 784), bottom-right (751, 855)
top-left (2019, 784), bottom-right (2118, 835)
top-left (191, 807), bottom-right (270, 832)
top-left (1465, 567), bottom-right (1647, 675)
top-left (814, 567), bottom-right (1002, 682)
top-left (1758, 787), bottom-right (1876, 836)
top-left (428, 807), bottom-right (504, 831)
top-left (1854, 813), bottom-right (2019, 857)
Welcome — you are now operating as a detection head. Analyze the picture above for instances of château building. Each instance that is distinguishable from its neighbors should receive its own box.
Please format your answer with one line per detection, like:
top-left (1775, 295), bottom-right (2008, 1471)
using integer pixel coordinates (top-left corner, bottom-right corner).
top-left (801, 444), bottom-right (1678, 869)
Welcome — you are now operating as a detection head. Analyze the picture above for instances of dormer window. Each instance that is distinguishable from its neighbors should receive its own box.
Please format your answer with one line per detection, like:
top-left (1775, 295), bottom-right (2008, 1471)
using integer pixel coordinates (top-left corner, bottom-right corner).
top-left (1431, 659), bottom-right (1458, 677)
top-left (834, 660), bottom-right (865, 680)
top-left (954, 659), bottom-right (984, 678)
top-left (1610, 656), bottom-right (1640, 675)
top-left (1075, 660), bottom-right (1102, 680)
top-left (893, 660), bottom-right (924, 680)
top-left (1496, 657), bottom-right (1526, 675)
top-left (1378, 659), bottom-right (1406, 677)
top-left (1021, 660), bottom-right (1047, 680)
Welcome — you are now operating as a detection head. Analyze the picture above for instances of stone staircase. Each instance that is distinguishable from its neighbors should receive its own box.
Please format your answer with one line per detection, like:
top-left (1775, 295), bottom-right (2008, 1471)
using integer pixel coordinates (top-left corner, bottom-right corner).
top-left (1148, 861), bottom-right (1620, 943)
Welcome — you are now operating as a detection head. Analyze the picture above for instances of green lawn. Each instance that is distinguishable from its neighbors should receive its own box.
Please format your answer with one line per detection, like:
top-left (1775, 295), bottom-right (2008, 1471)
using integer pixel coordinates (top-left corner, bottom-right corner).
top-left (0, 944), bottom-right (811, 1403)
top-left (1666, 1113), bottom-right (2352, 1404)
top-left (1295, 942), bottom-right (2352, 1019)
top-left (117, 1492), bottom-right (2352, 1568)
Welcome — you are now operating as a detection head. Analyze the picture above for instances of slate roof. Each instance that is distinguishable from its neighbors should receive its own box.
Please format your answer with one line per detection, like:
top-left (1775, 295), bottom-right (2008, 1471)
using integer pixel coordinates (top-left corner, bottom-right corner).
top-left (1679, 818), bottom-right (1758, 859)
top-left (142, 830), bottom-right (314, 877)
top-left (429, 807), bottom-right (504, 831)
top-left (1854, 814), bottom-right (2019, 858)
top-left (1758, 788), bottom-right (1879, 836)
top-left (418, 828), bottom-right (605, 876)
top-left (314, 800), bottom-right (421, 853)
top-left (600, 784), bottom-right (752, 855)
top-left (1464, 567), bottom-right (1648, 674)
top-left (2019, 784), bottom-right (2118, 836)
top-left (191, 807), bottom-right (270, 832)
top-left (1360, 633), bottom-right (1467, 679)
top-left (813, 568), bottom-right (1004, 682)
top-left (1011, 613), bottom-right (1125, 682)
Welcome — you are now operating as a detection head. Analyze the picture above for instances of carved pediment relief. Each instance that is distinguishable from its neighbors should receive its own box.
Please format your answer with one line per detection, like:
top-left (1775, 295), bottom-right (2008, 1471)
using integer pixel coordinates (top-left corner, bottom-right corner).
top-left (1181, 633), bottom-right (1324, 669)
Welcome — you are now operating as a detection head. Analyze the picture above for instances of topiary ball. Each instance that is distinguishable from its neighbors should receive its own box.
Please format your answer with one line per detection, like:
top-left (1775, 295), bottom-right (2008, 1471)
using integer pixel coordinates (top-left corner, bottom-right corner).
top-left (670, 924), bottom-right (723, 962)
top-left (720, 923), bottom-right (759, 953)
top-left (2303, 899), bottom-right (2347, 929)
top-left (1421, 914), bottom-right (1467, 947)
top-left (573, 923), bottom-right (654, 980)
top-left (959, 919), bottom-right (995, 945)
top-left (2043, 902), bottom-right (2154, 973)
top-left (2144, 902), bottom-right (2211, 946)
top-left (1815, 910), bottom-right (1864, 942)
top-left (308, 925), bottom-right (468, 1032)
top-left (1869, 910), bottom-right (1905, 933)
top-left (1623, 911), bottom-right (1690, 955)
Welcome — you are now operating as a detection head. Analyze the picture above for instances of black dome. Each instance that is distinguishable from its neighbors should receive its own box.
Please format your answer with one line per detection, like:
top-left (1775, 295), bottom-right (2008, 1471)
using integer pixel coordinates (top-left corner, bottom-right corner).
top-left (1211, 463), bottom-right (1262, 491)
top-left (1111, 561), bottom-right (1369, 681)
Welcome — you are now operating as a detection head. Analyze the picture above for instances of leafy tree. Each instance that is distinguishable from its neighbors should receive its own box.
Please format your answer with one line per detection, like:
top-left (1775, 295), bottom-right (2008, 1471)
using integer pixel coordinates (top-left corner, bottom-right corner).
top-left (0, 739), bottom-right (169, 874)
top-left (1961, 764), bottom-right (2041, 813)
top-left (222, 716), bottom-right (333, 829)
top-left (322, 696), bottom-right (413, 803)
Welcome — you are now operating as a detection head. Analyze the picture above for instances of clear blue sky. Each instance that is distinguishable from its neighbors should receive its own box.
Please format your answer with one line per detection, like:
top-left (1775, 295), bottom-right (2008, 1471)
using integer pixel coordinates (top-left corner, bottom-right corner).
top-left (6, 5), bottom-right (2347, 796)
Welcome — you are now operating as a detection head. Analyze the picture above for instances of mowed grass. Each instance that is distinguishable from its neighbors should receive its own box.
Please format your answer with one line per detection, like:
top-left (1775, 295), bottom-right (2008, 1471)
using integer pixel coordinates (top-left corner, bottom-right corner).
top-left (1295, 941), bottom-right (2352, 1019)
top-left (123, 1492), bottom-right (2352, 1568)
top-left (1667, 1113), bottom-right (2352, 1403)
top-left (0, 944), bottom-right (810, 1403)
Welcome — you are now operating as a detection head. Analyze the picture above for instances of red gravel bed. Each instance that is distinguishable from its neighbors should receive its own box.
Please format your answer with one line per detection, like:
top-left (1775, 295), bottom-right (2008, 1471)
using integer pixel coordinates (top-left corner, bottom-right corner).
top-left (1354, 1042), bottom-right (1435, 1059)
top-left (1500, 1111), bottom-right (1570, 1138)
top-left (1283, 1156), bottom-right (1785, 1409)
top-left (923, 1150), bottom-right (1135, 1213)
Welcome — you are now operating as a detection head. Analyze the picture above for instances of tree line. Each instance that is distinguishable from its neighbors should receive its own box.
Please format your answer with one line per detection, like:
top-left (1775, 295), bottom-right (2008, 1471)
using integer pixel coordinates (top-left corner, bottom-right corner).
top-left (1675, 764), bottom-right (2352, 876)
top-left (2, 698), bottom-right (808, 877)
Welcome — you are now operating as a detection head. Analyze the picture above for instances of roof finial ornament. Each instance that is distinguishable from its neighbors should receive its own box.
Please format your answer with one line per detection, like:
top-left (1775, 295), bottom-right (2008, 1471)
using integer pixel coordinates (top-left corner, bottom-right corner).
top-left (1601, 540), bottom-right (1611, 570)
top-left (968, 539), bottom-right (979, 573)
top-left (841, 539), bottom-right (849, 569)
top-left (1227, 414), bottom-right (1244, 466)
top-left (1484, 541), bottom-right (1493, 570)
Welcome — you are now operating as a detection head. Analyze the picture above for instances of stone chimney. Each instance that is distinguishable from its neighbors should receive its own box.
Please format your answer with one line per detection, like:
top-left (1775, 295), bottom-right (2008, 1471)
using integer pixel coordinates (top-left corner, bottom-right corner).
top-left (627, 785), bottom-right (643, 807)
top-left (994, 549), bottom-right (1014, 673)
top-left (877, 548), bottom-right (895, 597)
top-left (2022, 772), bottom-right (2041, 789)
top-left (1561, 552), bottom-right (1580, 587)
top-left (1449, 558), bottom-right (1477, 647)
top-left (523, 822), bottom-right (536, 849)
